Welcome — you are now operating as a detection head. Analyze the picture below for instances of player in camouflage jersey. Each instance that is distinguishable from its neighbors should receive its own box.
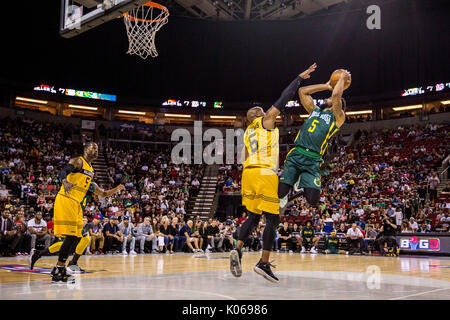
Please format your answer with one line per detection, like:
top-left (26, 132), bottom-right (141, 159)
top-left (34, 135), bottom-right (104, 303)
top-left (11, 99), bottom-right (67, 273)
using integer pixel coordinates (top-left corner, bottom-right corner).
top-left (278, 70), bottom-right (350, 208)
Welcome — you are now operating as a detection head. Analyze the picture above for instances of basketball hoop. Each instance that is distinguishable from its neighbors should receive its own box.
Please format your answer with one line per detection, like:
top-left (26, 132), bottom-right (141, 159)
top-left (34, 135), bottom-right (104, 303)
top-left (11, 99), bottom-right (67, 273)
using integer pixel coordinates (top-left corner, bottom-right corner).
top-left (123, 2), bottom-right (169, 59)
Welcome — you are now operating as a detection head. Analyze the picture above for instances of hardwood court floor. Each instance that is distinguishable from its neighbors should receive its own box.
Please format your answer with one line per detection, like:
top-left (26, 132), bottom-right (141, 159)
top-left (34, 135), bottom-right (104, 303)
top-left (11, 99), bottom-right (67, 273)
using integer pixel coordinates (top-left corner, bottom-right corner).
top-left (0, 252), bottom-right (449, 300)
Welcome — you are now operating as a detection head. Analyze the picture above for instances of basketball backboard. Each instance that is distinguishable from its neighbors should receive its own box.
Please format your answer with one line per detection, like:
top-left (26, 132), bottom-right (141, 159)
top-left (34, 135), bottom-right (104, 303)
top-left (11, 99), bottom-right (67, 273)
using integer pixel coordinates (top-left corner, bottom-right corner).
top-left (60, 0), bottom-right (149, 38)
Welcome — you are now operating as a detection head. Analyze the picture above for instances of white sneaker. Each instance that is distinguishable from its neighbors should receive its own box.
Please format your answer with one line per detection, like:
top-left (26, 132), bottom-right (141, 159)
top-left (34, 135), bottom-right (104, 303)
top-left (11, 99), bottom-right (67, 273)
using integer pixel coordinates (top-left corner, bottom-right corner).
top-left (289, 250), bottom-right (293, 254)
top-left (310, 248), bottom-right (318, 254)
top-left (301, 247), bottom-right (306, 253)
top-left (121, 251), bottom-right (128, 255)
top-left (130, 251), bottom-right (137, 255)
top-left (86, 250), bottom-right (92, 255)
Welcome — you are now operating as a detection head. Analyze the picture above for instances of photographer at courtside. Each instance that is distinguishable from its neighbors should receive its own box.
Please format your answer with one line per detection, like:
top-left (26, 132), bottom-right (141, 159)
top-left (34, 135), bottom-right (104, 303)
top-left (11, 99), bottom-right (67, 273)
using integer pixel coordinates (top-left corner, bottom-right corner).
top-left (378, 215), bottom-right (398, 255)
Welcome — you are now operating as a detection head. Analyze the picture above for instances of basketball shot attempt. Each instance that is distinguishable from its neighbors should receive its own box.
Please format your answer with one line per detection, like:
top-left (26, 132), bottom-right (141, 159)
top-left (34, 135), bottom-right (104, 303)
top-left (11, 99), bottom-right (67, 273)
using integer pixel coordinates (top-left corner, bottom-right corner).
top-left (278, 69), bottom-right (351, 209)
top-left (230, 63), bottom-right (317, 283)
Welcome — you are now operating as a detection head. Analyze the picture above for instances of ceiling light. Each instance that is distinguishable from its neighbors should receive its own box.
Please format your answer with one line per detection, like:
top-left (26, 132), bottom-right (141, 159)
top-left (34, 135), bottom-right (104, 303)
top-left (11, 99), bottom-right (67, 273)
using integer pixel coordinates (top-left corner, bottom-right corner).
top-left (164, 114), bottom-right (192, 118)
top-left (118, 110), bottom-right (146, 115)
top-left (345, 110), bottom-right (373, 115)
top-left (210, 115), bottom-right (236, 119)
top-left (69, 104), bottom-right (98, 111)
top-left (392, 105), bottom-right (422, 111)
top-left (16, 97), bottom-right (48, 104)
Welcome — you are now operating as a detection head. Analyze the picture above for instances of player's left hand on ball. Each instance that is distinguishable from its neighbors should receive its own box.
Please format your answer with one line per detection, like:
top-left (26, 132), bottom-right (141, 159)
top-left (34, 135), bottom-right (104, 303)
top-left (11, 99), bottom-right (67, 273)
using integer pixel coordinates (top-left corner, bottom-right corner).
top-left (300, 63), bottom-right (317, 79)
top-left (340, 69), bottom-right (351, 81)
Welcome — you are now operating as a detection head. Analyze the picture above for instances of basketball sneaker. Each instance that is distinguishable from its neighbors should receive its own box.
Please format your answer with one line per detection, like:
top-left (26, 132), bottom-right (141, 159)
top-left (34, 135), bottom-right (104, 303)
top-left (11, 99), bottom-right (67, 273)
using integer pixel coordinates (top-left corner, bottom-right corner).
top-left (310, 247), bottom-right (318, 254)
top-left (51, 266), bottom-right (71, 283)
top-left (67, 262), bottom-right (86, 274)
top-left (279, 195), bottom-right (288, 209)
top-left (229, 249), bottom-right (242, 277)
top-left (254, 259), bottom-right (279, 283)
top-left (300, 246), bottom-right (307, 253)
top-left (29, 248), bottom-right (41, 270)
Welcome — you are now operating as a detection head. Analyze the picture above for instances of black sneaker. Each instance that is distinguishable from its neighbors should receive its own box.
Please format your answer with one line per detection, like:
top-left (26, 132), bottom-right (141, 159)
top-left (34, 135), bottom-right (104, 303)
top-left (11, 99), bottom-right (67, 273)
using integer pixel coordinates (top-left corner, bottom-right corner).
top-left (254, 259), bottom-right (279, 283)
top-left (67, 262), bottom-right (86, 274)
top-left (51, 266), bottom-right (70, 283)
top-left (230, 249), bottom-right (242, 277)
top-left (29, 249), bottom-right (41, 270)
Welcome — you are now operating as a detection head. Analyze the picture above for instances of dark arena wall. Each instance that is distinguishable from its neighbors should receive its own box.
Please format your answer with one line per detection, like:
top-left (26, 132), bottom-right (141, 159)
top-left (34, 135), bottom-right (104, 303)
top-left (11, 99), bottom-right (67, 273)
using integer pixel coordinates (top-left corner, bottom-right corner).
top-left (0, 0), bottom-right (449, 103)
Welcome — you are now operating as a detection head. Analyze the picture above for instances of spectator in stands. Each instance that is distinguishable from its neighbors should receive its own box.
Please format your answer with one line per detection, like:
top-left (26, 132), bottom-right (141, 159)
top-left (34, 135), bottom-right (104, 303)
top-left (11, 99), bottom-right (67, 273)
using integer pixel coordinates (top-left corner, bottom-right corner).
top-left (179, 220), bottom-right (201, 253)
top-left (103, 216), bottom-right (123, 254)
top-left (409, 217), bottom-right (419, 232)
top-left (392, 207), bottom-right (403, 227)
top-left (222, 221), bottom-right (234, 252)
top-left (27, 211), bottom-right (50, 254)
top-left (157, 216), bottom-right (173, 253)
top-left (0, 185), bottom-right (9, 201)
top-left (13, 210), bottom-right (28, 255)
top-left (401, 220), bottom-right (413, 233)
top-left (237, 212), bottom-right (247, 225)
top-left (136, 217), bottom-right (157, 254)
top-left (207, 219), bottom-right (224, 252)
top-left (169, 217), bottom-right (180, 252)
top-left (428, 174), bottom-right (440, 202)
top-left (346, 223), bottom-right (364, 255)
top-left (119, 216), bottom-right (137, 255)
top-left (0, 208), bottom-right (20, 256)
top-left (278, 221), bottom-right (293, 253)
top-left (439, 213), bottom-right (450, 232)
top-left (418, 223), bottom-right (430, 233)
top-left (364, 225), bottom-right (378, 252)
top-left (87, 215), bottom-right (105, 255)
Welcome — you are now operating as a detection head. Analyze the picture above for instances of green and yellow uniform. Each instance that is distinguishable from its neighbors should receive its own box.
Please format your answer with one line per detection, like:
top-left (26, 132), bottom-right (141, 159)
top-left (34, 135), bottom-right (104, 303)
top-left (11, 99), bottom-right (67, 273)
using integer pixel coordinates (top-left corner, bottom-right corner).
top-left (325, 236), bottom-right (340, 254)
top-left (54, 157), bottom-right (94, 238)
top-left (280, 107), bottom-right (339, 189)
top-left (302, 226), bottom-right (315, 244)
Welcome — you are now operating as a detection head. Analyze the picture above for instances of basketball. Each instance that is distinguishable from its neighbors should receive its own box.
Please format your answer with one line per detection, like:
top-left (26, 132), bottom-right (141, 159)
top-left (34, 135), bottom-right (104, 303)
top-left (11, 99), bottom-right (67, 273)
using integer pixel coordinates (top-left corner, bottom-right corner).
top-left (329, 69), bottom-right (351, 90)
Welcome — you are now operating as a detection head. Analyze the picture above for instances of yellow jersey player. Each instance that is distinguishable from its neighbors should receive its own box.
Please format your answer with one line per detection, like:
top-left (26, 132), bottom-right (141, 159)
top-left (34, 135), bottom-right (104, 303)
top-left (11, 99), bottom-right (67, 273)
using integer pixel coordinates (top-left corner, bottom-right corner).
top-left (230, 63), bottom-right (317, 283)
top-left (31, 142), bottom-right (124, 282)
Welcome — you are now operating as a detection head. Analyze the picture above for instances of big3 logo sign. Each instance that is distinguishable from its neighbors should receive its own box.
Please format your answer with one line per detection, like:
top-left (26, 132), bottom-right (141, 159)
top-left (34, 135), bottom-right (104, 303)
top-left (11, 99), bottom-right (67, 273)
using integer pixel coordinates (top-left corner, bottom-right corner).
top-left (399, 237), bottom-right (440, 251)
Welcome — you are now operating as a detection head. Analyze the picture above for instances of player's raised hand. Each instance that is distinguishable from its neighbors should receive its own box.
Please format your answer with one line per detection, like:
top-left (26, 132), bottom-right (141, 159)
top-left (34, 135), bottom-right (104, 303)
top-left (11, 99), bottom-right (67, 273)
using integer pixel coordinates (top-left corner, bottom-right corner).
top-left (299, 63), bottom-right (317, 79)
top-left (340, 69), bottom-right (351, 81)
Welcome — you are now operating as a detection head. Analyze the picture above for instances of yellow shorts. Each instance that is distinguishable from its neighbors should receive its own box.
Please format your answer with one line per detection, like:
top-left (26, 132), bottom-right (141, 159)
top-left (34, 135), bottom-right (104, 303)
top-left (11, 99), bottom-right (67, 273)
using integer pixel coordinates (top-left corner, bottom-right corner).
top-left (54, 194), bottom-right (83, 238)
top-left (241, 167), bottom-right (279, 215)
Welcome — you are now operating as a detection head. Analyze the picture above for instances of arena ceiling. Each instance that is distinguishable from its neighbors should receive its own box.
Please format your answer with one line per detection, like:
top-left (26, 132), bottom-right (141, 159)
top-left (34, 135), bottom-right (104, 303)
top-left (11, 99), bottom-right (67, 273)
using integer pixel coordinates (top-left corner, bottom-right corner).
top-left (165, 0), bottom-right (350, 20)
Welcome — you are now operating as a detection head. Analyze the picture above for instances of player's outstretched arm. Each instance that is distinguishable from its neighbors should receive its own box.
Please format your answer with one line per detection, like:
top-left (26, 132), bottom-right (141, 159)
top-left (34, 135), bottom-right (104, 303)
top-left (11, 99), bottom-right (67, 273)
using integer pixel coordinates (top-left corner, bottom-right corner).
top-left (331, 70), bottom-right (350, 128)
top-left (298, 83), bottom-right (333, 114)
top-left (92, 182), bottom-right (125, 198)
top-left (263, 63), bottom-right (317, 129)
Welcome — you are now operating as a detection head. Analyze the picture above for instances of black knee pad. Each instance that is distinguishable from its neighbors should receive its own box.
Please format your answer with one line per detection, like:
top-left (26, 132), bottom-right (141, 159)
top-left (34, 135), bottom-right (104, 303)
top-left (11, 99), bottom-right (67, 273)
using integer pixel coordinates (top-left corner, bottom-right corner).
top-left (304, 188), bottom-right (320, 207)
top-left (262, 213), bottom-right (280, 251)
top-left (58, 235), bottom-right (79, 263)
top-left (237, 210), bottom-right (261, 241)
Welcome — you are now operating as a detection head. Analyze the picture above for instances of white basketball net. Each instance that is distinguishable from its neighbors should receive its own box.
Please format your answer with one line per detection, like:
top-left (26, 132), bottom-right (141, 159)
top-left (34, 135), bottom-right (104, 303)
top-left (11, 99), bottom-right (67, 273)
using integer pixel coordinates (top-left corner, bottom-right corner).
top-left (123, 3), bottom-right (169, 59)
